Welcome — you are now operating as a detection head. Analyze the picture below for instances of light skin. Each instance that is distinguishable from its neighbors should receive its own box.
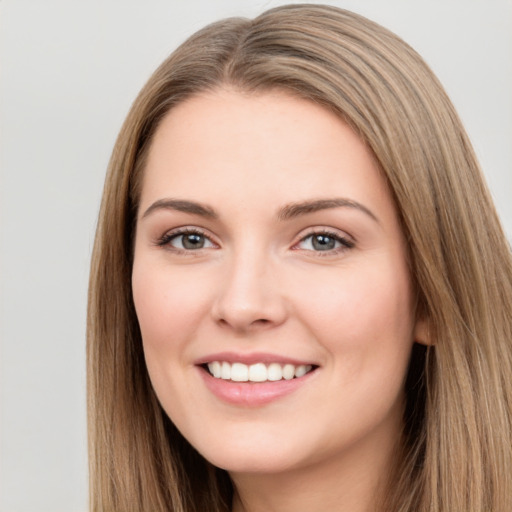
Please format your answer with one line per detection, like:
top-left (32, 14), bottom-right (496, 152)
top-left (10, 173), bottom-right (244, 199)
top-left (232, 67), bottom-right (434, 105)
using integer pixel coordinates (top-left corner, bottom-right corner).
top-left (132, 88), bottom-right (427, 512)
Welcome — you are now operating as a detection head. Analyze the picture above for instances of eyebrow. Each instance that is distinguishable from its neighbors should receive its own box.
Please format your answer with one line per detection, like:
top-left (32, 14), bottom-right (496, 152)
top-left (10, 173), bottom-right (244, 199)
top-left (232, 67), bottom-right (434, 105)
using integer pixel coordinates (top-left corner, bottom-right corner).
top-left (141, 199), bottom-right (218, 219)
top-left (141, 197), bottom-right (378, 223)
top-left (277, 198), bottom-right (379, 223)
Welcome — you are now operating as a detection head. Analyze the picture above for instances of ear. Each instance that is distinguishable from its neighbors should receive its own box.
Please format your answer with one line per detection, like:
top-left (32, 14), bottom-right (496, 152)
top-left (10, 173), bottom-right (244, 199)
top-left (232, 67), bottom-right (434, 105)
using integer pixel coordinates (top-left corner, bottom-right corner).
top-left (413, 317), bottom-right (433, 346)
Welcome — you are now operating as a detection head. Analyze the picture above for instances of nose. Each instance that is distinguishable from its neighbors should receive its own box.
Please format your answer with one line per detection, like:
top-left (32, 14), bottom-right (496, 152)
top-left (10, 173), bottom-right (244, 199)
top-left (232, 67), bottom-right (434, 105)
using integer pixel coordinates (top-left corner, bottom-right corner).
top-left (211, 249), bottom-right (288, 332)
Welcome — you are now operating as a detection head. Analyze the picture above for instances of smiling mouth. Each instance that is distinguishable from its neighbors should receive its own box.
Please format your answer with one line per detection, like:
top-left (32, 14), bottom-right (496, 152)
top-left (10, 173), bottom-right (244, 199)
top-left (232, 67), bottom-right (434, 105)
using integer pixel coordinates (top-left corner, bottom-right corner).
top-left (204, 361), bottom-right (316, 383)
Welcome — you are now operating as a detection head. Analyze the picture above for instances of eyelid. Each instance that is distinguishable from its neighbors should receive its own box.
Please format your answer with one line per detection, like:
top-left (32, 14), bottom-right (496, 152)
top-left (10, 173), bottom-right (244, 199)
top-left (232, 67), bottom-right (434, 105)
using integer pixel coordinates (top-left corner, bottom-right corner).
top-left (153, 225), bottom-right (354, 255)
top-left (155, 226), bottom-right (219, 251)
top-left (291, 227), bottom-right (355, 253)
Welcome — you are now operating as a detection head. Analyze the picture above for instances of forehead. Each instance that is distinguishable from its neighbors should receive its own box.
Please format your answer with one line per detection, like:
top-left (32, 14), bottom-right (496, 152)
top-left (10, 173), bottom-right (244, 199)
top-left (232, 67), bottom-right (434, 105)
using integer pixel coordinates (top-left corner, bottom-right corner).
top-left (140, 88), bottom-right (395, 225)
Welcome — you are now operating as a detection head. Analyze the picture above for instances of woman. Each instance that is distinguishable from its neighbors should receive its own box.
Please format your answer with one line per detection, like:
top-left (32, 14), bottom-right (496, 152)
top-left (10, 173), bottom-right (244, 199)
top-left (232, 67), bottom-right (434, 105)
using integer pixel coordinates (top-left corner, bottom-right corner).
top-left (87, 4), bottom-right (512, 511)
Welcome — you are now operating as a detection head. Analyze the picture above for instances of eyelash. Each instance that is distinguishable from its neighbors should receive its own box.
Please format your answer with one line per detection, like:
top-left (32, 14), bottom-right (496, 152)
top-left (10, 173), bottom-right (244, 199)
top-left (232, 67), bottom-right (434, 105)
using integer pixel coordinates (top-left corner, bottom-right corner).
top-left (155, 227), bottom-right (355, 255)
top-left (293, 229), bottom-right (355, 256)
top-left (155, 227), bottom-right (215, 253)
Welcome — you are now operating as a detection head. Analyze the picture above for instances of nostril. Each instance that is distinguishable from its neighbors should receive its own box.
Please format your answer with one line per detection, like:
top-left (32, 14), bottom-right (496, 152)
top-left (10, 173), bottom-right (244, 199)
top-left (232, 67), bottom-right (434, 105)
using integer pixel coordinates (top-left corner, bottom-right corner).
top-left (211, 287), bottom-right (288, 330)
top-left (248, 318), bottom-right (273, 330)
top-left (216, 316), bottom-right (272, 331)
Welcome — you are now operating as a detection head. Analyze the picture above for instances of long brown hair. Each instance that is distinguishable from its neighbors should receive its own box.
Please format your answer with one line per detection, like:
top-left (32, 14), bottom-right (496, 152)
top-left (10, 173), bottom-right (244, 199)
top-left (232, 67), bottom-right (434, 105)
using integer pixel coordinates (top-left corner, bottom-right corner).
top-left (87, 4), bottom-right (512, 511)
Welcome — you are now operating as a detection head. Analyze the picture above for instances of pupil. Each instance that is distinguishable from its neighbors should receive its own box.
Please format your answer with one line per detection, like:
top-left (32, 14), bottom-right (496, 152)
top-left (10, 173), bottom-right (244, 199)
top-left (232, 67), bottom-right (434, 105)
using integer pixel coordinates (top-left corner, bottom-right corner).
top-left (312, 234), bottom-right (335, 251)
top-left (183, 233), bottom-right (204, 249)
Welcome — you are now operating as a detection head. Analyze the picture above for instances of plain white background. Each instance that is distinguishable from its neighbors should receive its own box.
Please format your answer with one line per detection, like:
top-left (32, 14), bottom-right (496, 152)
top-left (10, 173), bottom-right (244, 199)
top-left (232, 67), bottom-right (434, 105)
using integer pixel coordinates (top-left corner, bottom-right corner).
top-left (1, 1), bottom-right (510, 510)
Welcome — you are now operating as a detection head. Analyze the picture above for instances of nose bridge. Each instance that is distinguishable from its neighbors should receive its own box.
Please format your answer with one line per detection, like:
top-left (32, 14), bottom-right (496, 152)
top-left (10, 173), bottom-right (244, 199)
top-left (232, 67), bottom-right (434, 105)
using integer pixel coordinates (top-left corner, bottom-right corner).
top-left (212, 237), bottom-right (286, 330)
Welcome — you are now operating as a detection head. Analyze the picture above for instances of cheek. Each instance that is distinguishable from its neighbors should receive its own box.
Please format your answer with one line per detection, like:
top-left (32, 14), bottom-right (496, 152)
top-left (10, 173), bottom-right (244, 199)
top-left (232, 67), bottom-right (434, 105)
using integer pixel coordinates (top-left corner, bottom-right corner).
top-left (131, 260), bottom-right (216, 417)
top-left (296, 258), bottom-right (415, 374)
top-left (131, 260), bottom-right (212, 358)
top-left (295, 262), bottom-right (415, 437)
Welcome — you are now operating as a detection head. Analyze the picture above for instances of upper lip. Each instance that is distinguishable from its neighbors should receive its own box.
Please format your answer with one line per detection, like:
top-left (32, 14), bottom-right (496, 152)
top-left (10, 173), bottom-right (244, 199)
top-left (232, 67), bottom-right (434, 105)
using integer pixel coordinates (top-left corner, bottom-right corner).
top-left (194, 351), bottom-right (318, 367)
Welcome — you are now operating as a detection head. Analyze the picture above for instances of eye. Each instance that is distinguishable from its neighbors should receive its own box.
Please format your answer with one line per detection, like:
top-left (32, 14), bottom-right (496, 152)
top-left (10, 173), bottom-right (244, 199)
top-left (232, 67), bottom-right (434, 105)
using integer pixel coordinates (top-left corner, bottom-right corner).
top-left (158, 229), bottom-right (215, 251)
top-left (296, 231), bottom-right (354, 252)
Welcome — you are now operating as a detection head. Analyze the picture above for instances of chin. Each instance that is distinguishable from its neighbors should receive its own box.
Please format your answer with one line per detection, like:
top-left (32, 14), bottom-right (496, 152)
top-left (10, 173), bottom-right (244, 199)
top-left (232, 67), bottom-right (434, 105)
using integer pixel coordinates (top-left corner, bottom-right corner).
top-left (208, 451), bottom-right (299, 475)
top-left (189, 433), bottom-right (305, 475)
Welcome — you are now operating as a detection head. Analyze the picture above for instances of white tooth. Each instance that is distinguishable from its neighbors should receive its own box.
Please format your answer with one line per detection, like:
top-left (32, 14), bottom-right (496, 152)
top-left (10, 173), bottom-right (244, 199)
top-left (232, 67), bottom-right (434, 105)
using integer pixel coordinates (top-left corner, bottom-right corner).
top-left (267, 363), bottom-right (283, 381)
top-left (249, 363), bottom-right (267, 382)
top-left (208, 361), bottom-right (221, 378)
top-left (305, 364), bottom-right (313, 373)
top-left (221, 361), bottom-right (231, 380)
top-left (283, 364), bottom-right (295, 380)
top-left (294, 365), bottom-right (307, 378)
top-left (231, 363), bottom-right (249, 382)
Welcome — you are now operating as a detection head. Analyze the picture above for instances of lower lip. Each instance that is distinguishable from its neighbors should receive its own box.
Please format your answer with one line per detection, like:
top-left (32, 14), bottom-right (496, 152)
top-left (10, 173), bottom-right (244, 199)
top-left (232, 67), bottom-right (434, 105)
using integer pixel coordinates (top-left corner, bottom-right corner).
top-left (198, 367), bottom-right (316, 407)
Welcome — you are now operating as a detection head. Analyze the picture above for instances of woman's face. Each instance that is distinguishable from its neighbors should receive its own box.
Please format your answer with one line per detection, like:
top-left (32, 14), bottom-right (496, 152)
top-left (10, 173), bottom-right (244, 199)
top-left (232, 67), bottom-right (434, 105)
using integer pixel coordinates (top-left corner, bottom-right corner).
top-left (132, 89), bottom-right (424, 476)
